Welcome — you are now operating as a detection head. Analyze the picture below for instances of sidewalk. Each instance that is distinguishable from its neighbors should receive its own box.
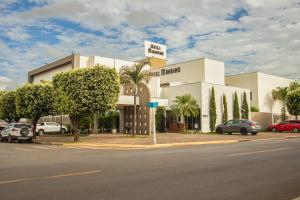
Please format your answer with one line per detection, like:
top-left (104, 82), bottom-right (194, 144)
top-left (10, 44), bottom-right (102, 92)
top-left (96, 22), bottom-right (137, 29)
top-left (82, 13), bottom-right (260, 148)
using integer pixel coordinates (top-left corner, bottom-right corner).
top-left (35, 132), bottom-right (300, 149)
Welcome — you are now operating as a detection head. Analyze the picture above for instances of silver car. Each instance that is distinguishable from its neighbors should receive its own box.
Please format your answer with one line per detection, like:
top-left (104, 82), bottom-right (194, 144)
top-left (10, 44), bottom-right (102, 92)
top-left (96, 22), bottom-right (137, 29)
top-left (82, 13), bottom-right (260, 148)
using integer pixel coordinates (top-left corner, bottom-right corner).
top-left (216, 119), bottom-right (261, 135)
top-left (0, 123), bottom-right (34, 143)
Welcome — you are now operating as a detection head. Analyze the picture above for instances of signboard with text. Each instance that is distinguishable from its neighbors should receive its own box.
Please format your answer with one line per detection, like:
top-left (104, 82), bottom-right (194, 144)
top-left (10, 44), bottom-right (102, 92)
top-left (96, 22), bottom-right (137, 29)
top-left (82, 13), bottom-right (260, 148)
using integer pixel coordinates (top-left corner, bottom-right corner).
top-left (144, 40), bottom-right (167, 59)
top-left (147, 102), bottom-right (159, 108)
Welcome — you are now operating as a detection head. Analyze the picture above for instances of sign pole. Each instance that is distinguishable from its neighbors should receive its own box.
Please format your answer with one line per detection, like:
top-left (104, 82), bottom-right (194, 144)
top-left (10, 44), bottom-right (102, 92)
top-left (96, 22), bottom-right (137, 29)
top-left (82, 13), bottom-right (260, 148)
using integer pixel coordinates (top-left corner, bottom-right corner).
top-left (147, 101), bottom-right (159, 145)
top-left (153, 108), bottom-right (157, 145)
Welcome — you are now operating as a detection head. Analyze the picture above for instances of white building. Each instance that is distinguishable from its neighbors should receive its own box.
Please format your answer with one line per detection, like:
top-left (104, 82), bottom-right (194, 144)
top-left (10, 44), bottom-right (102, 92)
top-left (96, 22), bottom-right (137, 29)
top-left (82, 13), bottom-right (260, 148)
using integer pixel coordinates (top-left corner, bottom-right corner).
top-left (27, 41), bottom-right (295, 133)
top-left (226, 72), bottom-right (294, 129)
top-left (28, 54), bottom-right (252, 133)
top-left (148, 58), bottom-right (250, 132)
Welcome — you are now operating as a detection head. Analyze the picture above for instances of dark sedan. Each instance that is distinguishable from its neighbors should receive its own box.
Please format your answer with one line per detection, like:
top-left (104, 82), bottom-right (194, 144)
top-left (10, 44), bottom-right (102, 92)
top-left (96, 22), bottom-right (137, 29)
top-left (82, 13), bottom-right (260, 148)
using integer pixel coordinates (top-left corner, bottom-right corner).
top-left (216, 119), bottom-right (261, 135)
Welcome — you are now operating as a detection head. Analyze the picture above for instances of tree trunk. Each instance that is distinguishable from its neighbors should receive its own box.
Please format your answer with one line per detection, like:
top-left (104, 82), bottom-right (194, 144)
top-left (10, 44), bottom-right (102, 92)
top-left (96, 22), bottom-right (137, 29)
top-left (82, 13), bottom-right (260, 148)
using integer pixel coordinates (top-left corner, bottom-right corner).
top-left (133, 85), bottom-right (137, 137)
top-left (60, 113), bottom-right (63, 134)
top-left (32, 117), bottom-right (39, 139)
top-left (181, 115), bottom-right (185, 132)
top-left (70, 115), bottom-right (80, 142)
top-left (180, 115), bottom-right (184, 123)
top-left (93, 112), bottom-right (98, 134)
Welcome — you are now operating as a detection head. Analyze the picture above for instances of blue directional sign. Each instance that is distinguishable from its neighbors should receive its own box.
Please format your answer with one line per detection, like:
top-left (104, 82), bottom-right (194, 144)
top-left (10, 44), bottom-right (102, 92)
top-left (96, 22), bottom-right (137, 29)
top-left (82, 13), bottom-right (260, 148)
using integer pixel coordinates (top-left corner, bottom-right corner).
top-left (147, 102), bottom-right (159, 108)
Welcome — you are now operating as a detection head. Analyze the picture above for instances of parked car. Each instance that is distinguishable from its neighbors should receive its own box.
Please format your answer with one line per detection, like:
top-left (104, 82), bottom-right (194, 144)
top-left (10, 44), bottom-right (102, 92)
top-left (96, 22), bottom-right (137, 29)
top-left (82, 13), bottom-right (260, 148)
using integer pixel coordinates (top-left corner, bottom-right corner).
top-left (36, 122), bottom-right (68, 135)
top-left (0, 125), bottom-right (6, 133)
top-left (216, 119), bottom-right (261, 135)
top-left (0, 123), bottom-right (33, 143)
top-left (269, 120), bottom-right (300, 133)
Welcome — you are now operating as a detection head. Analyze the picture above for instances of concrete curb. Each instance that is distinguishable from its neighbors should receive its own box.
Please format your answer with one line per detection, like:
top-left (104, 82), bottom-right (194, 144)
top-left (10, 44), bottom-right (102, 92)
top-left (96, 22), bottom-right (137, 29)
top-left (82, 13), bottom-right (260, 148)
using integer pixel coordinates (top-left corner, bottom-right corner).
top-left (63, 140), bottom-right (240, 149)
top-left (38, 135), bottom-right (300, 150)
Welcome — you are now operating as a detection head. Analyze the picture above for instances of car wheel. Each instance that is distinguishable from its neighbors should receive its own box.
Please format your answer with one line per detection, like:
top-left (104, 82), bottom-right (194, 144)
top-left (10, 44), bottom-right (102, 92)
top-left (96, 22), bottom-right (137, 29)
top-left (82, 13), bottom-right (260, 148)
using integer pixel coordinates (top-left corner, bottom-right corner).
top-left (28, 138), bottom-right (33, 143)
top-left (240, 128), bottom-right (248, 135)
top-left (216, 128), bottom-right (223, 134)
top-left (251, 132), bottom-right (258, 135)
top-left (38, 129), bottom-right (44, 136)
top-left (0, 135), bottom-right (3, 142)
top-left (293, 128), bottom-right (299, 133)
top-left (61, 128), bottom-right (66, 134)
top-left (272, 128), bottom-right (277, 133)
top-left (8, 135), bottom-right (13, 143)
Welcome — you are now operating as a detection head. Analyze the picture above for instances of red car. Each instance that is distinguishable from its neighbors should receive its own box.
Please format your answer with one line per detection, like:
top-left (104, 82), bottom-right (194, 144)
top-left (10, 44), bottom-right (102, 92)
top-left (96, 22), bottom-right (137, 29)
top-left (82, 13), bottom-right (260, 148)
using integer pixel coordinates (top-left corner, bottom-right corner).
top-left (270, 120), bottom-right (300, 133)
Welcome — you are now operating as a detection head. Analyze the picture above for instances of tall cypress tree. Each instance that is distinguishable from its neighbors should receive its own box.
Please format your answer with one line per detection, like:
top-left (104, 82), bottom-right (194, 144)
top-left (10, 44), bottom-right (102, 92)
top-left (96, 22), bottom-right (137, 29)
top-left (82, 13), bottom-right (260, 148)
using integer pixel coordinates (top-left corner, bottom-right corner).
top-left (233, 91), bottom-right (240, 119)
top-left (209, 87), bottom-right (217, 132)
top-left (222, 94), bottom-right (228, 123)
top-left (241, 92), bottom-right (249, 119)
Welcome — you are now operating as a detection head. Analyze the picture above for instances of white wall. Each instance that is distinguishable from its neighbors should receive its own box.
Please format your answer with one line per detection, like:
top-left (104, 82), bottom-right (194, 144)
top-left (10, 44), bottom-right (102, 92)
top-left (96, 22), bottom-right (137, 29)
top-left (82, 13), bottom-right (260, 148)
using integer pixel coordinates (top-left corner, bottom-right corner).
top-left (225, 72), bottom-right (259, 108)
top-left (93, 56), bottom-right (135, 72)
top-left (32, 63), bottom-right (72, 83)
top-left (201, 83), bottom-right (250, 132)
top-left (226, 72), bottom-right (293, 114)
top-left (150, 59), bottom-right (205, 85)
top-left (257, 72), bottom-right (293, 114)
top-left (149, 58), bottom-right (225, 86)
top-left (160, 82), bottom-right (250, 132)
top-left (161, 82), bottom-right (202, 110)
top-left (204, 59), bottom-right (225, 85)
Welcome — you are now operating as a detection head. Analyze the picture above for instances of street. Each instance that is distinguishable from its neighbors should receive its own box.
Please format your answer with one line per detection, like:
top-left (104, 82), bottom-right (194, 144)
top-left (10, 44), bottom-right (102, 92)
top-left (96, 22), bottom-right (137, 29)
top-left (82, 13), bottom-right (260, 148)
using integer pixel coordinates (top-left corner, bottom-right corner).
top-left (0, 139), bottom-right (300, 200)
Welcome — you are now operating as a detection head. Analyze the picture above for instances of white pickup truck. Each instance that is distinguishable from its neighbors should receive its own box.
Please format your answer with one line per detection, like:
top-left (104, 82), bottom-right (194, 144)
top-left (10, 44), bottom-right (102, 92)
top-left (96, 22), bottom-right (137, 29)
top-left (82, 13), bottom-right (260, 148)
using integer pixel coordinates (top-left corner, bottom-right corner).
top-left (36, 122), bottom-right (68, 135)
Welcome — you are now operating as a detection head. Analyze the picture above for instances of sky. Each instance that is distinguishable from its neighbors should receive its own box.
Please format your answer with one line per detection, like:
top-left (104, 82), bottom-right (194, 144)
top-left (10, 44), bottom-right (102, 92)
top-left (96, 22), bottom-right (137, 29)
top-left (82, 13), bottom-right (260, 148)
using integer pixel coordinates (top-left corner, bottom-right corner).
top-left (0, 0), bottom-right (299, 90)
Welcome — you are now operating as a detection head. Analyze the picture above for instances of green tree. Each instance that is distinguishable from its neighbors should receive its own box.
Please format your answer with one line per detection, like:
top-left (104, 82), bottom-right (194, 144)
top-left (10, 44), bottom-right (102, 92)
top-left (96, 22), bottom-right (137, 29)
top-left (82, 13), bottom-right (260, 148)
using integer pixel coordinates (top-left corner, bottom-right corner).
top-left (272, 86), bottom-right (288, 122)
top-left (172, 94), bottom-right (199, 130)
top-left (286, 88), bottom-right (300, 120)
top-left (241, 92), bottom-right (249, 119)
top-left (156, 107), bottom-right (166, 132)
top-left (289, 81), bottom-right (300, 91)
top-left (209, 87), bottom-right (217, 132)
top-left (15, 83), bottom-right (54, 135)
top-left (222, 94), bottom-right (228, 123)
top-left (0, 91), bottom-right (20, 123)
top-left (53, 65), bottom-right (120, 142)
top-left (119, 62), bottom-right (150, 136)
top-left (251, 106), bottom-right (259, 112)
top-left (233, 91), bottom-right (240, 119)
top-left (53, 87), bottom-right (70, 133)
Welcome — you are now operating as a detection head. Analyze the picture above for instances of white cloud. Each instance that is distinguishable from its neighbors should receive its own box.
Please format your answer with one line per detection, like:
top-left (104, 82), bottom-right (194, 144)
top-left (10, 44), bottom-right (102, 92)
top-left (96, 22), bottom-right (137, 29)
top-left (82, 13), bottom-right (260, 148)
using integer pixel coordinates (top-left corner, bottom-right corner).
top-left (0, 0), bottom-right (299, 89)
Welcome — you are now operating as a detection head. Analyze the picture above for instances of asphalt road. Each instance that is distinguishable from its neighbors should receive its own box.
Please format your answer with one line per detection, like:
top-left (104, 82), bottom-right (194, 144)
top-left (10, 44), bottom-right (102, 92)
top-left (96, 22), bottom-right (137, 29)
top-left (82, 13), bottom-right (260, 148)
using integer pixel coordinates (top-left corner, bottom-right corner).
top-left (1, 138), bottom-right (300, 200)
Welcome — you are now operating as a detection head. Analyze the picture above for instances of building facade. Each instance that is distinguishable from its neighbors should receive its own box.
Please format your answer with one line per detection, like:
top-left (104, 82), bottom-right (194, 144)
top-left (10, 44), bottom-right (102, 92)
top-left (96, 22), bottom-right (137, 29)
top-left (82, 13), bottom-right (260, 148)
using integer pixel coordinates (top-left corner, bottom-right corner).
top-left (225, 72), bottom-right (294, 129)
top-left (28, 54), bottom-right (255, 133)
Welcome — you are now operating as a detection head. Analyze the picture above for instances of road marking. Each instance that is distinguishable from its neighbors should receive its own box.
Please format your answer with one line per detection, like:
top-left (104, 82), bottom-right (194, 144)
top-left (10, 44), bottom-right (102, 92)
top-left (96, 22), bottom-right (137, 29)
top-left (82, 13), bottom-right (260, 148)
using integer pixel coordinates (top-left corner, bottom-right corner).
top-left (32, 146), bottom-right (58, 150)
top-left (226, 147), bottom-right (291, 157)
top-left (0, 170), bottom-right (101, 185)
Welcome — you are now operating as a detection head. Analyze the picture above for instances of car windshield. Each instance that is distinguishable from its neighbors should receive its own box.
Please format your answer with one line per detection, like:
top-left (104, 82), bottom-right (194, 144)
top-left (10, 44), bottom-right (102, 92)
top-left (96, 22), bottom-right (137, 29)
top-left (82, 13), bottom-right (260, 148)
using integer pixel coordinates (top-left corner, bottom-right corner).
top-left (289, 120), bottom-right (300, 124)
top-left (14, 124), bottom-right (31, 128)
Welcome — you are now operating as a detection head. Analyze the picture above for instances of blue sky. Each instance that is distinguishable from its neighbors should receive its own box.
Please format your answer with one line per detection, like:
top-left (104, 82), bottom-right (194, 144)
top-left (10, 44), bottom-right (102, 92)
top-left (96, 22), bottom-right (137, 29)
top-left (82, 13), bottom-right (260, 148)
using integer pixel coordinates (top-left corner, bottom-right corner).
top-left (0, 0), bottom-right (299, 89)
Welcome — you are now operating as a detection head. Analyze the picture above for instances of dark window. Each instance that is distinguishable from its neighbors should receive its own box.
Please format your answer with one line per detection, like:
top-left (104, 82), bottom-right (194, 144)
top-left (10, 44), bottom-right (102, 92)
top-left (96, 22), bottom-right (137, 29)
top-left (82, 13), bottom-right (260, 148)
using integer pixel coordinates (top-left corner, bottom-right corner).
top-left (14, 124), bottom-right (31, 128)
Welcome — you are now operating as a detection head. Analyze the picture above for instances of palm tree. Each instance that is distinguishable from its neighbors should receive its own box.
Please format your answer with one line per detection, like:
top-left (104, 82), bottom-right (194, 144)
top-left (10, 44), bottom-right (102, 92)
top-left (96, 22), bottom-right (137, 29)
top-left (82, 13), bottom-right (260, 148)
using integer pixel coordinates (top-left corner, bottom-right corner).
top-left (119, 62), bottom-right (150, 136)
top-left (289, 81), bottom-right (300, 91)
top-left (272, 86), bottom-right (289, 122)
top-left (172, 94), bottom-right (200, 130)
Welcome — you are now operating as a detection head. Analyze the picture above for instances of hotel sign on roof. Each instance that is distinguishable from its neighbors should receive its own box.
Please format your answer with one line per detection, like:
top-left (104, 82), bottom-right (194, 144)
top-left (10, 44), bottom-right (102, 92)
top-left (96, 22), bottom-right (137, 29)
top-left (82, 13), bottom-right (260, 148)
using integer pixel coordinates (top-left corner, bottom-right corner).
top-left (144, 40), bottom-right (167, 59)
